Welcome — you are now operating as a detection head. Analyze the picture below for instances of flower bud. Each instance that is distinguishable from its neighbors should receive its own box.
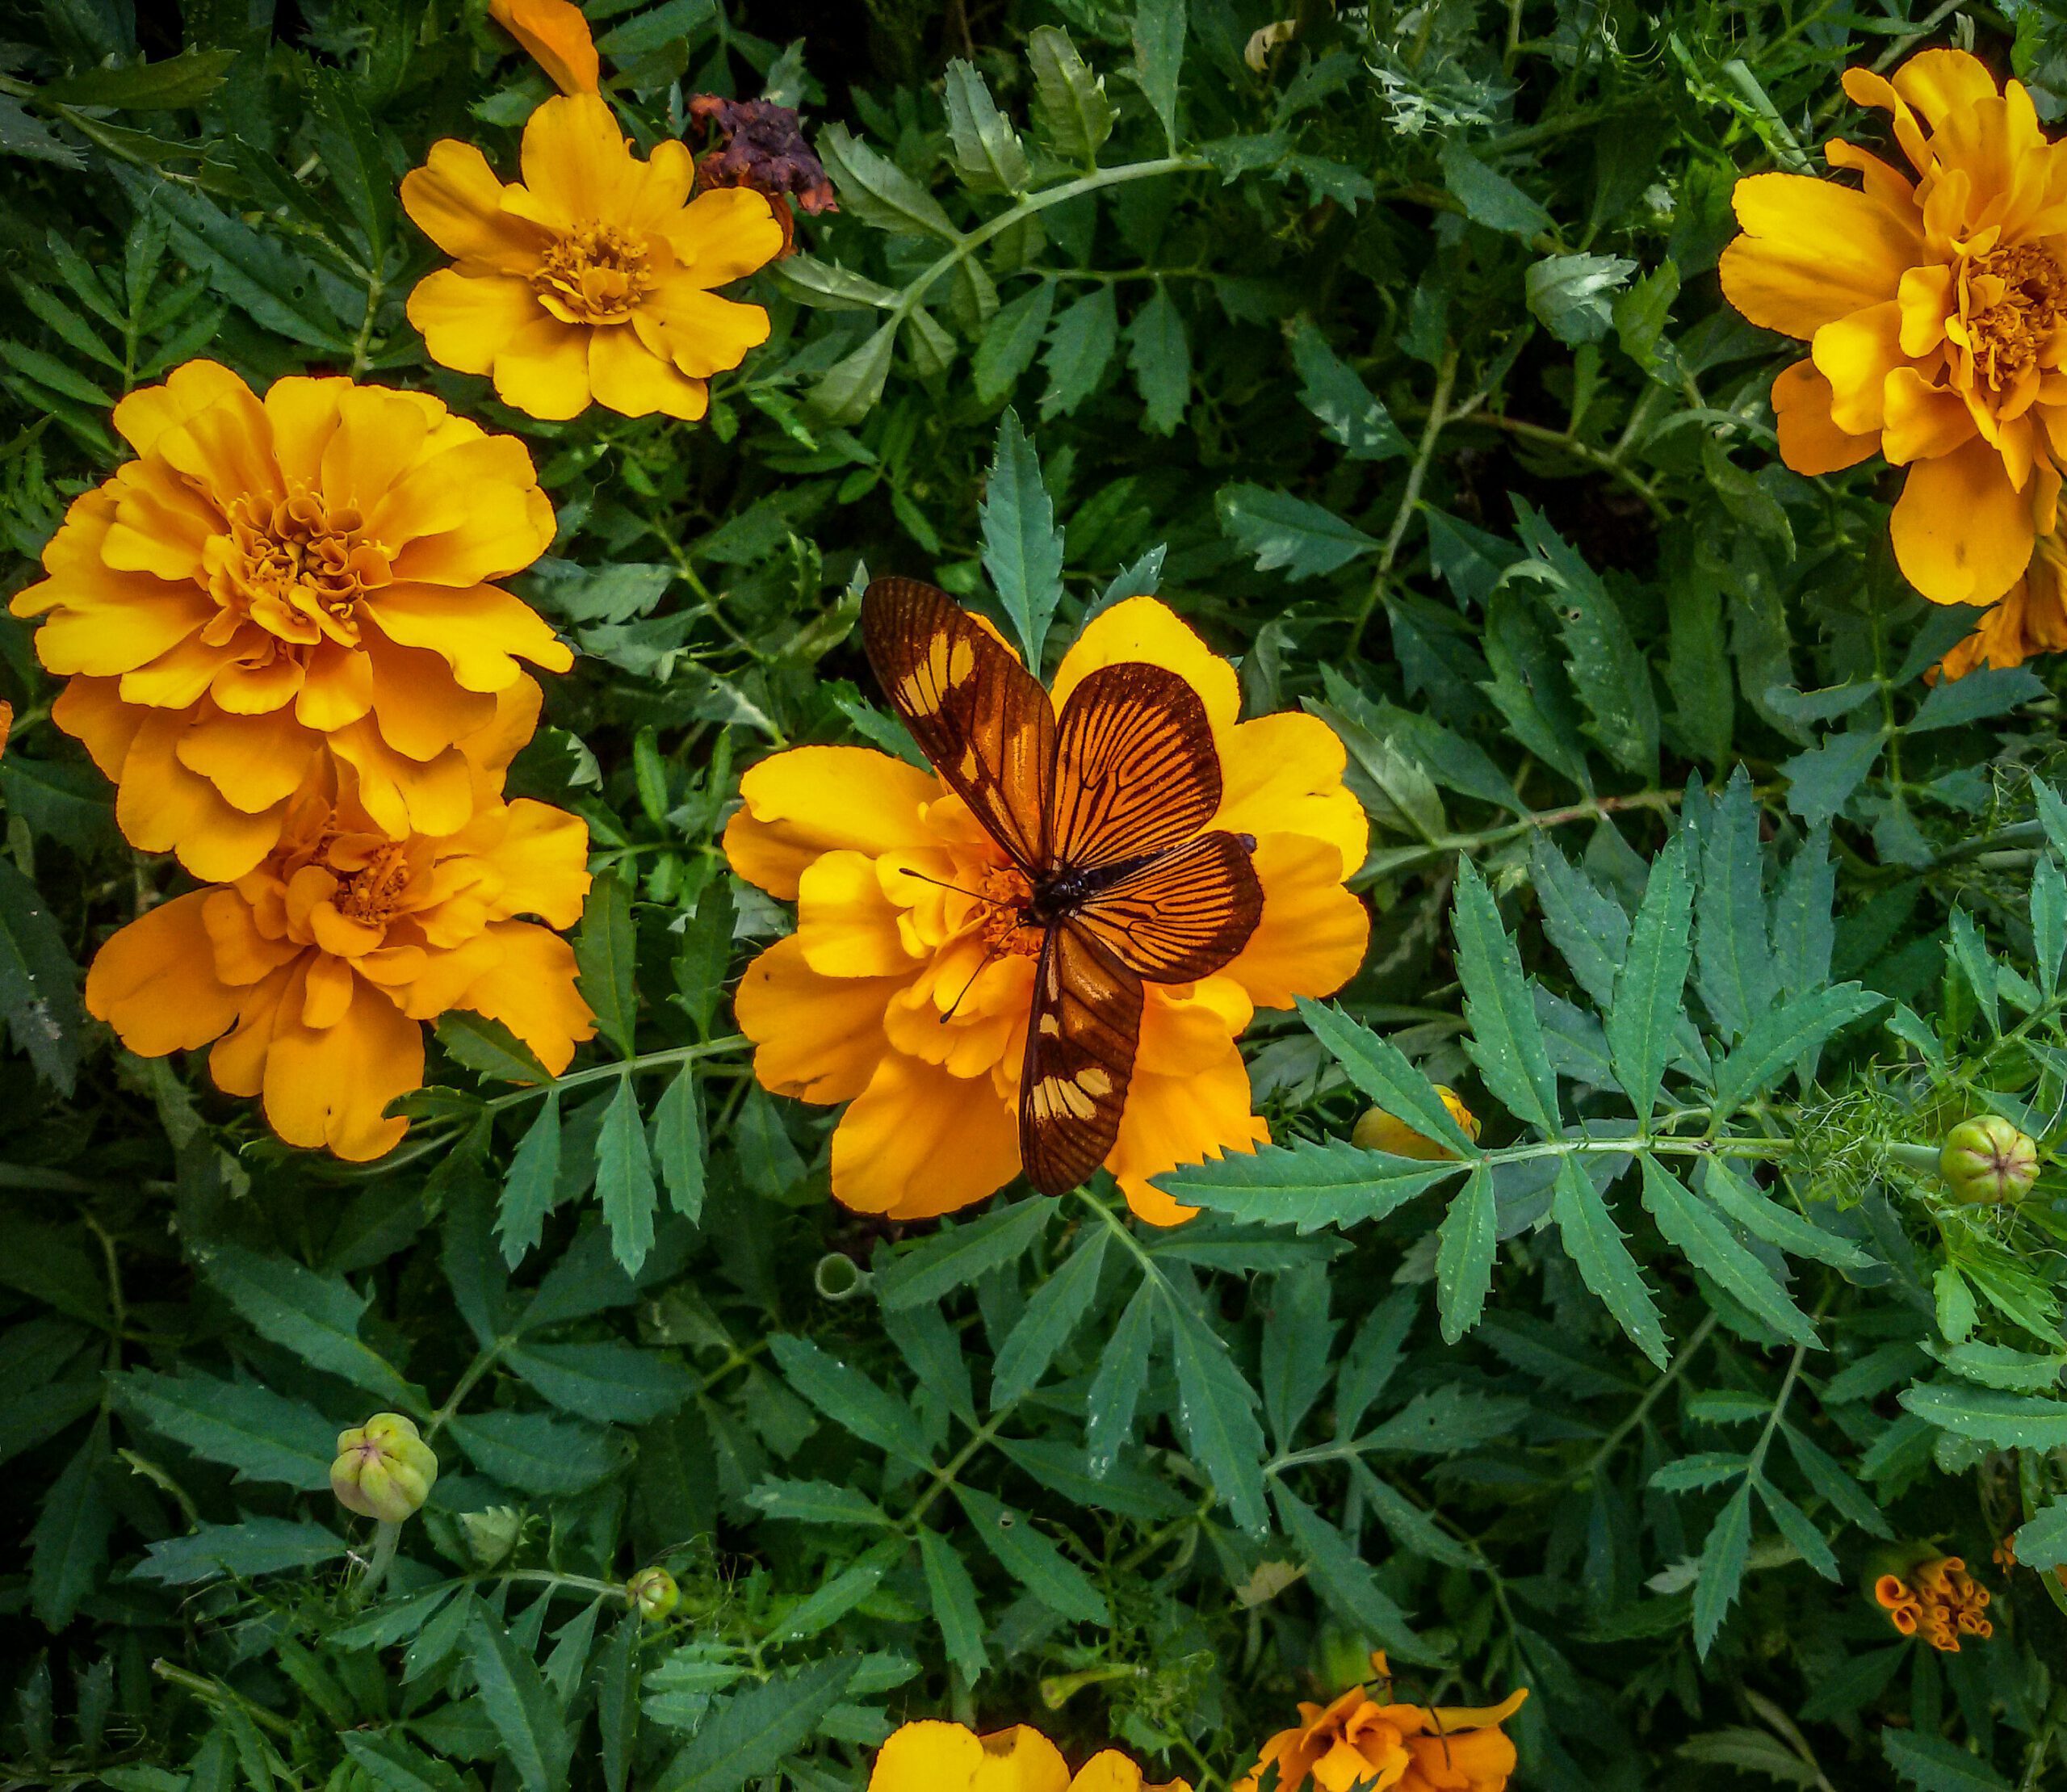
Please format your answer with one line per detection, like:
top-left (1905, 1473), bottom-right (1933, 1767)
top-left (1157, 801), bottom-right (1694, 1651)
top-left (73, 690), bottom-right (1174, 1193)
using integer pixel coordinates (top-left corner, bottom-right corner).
top-left (1352, 1087), bottom-right (1480, 1160)
top-left (627, 1565), bottom-right (681, 1621)
top-left (1939, 1117), bottom-right (2040, 1204)
top-left (331, 1412), bottom-right (438, 1523)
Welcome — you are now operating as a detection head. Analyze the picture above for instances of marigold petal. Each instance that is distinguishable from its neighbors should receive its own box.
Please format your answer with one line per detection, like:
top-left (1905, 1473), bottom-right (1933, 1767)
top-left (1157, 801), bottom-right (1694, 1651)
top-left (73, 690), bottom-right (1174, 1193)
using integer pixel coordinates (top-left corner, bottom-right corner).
top-left (660, 187), bottom-right (785, 286)
top-left (488, 0), bottom-right (599, 95)
top-left (1213, 712), bottom-right (1367, 878)
top-left (1810, 300), bottom-right (1906, 435)
top-left (85, 892), bottom-right (245, 1056)
top-left (737, 935), bottom-right (900, 1105)
top-left (363, 633), bottom-right (500, 762)
top-left (589, 325), bottom-right (711, 420)
top-left (1883, 367), bottom-right (1979, 464)
top-left (260, 974), bottom-right (421, 1160)
top-left (1137, 977), bottom-right (1252, 1077)
top-left (108, 358), bottom-right (252, 458)
top-left (520, 93), bottom-right (638, 229)
top-left (210, 963), bottom-right (296, 1098)
top-left (174, 708), bottom-right (320, 815)
top-left (1109, 1039), bottom-right (1266, 1226)
top-left (117, 635), bottom-right (233, 711)
top-left (492, 314), bottom-right (594, 419)
top-left (480, 800), bottom-right (593, 929)
top-left (795, 850), bottom-right (923, 978)
top-left (400, 139), bottom-right (551, 269)
top-left (1891, 48), bottom-right (2003, 124)
top-left (1221, 834), bottom-right (1369, 1010)
top-left (638, 281), bottom-right (773, 381)
top-left (867, 1722), bottom-right (1071, 1792)
top-left (116, 717), bottom-right (286, 880)
top-left (448, 921), bottom-right (594, 1072)
top-left (1892, 433), bottom-right (2036, 605)
top-left (380, 438), bottom-right (556, 585)
top-left (723, 747), bottom-right (941, 900)
top-left (52, 677), bottom-right (141, 783)
top-left (832, 1051), bottom-right (1022, 1219)
top-left (1053, 596), bottom-right (1240, 735)
top-left (409, 270), bottom-right (541, 376)
top-left (1771, 359), bottom-right (1878, 475)
top-left (329, 718), bottom-right (476, 839)
top-left (1719, 174), bottom-right (1920, 338)
top-left (1068, 1755), bottom-right (1193, 1792)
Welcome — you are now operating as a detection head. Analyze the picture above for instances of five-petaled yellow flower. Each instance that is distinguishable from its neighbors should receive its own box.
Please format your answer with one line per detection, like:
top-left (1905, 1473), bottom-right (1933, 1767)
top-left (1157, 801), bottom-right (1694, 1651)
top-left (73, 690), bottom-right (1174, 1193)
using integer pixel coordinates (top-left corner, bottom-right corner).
top-left (10, 360), bottom-right (567, 882)
top-left (723, 596), bottom-right (1370, 1226)
top-left (401, 93), bottom-right (786, 421)
top-left (1721, 49), bottom-right (2067, 607)
top-left (869, 1722), bottom-right (1190, 1792)
top-left (86, 771), bottom-right (593, 1161)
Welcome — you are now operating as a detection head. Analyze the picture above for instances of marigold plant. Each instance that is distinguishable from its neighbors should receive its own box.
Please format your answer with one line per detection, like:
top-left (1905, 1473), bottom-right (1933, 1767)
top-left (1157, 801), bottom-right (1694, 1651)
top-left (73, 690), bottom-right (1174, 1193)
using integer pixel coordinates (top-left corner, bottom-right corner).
top-left (723, 595), bottom-right (1369, 1223)
top-left (401, 93), bottom-right (785, 421)
top-left (9, 359), bottom-right (566, 880)
top-left (869, 1722), bottom-right (1191, 1792)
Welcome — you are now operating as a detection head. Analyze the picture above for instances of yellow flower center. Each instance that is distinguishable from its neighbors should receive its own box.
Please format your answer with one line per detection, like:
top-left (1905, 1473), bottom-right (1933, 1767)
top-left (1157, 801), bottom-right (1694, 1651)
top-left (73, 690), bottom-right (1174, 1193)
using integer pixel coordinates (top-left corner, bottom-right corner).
top-left (535, 222), bottom-right (654, 325)
top-left (1959, 242), bottom-right (2067, 389)
top-left (975, 864), bottom-right (1044, 958)
top-left (205, 484), bottom-right (392, 653)
top-left (335, 843), bottom-right (413, 927)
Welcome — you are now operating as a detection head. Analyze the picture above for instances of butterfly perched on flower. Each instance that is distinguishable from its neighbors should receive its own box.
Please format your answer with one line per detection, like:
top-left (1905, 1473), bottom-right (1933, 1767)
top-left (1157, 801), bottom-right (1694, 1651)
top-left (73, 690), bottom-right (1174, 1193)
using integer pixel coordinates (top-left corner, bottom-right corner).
top-left (862, 578), bottom-right (1264, 1195)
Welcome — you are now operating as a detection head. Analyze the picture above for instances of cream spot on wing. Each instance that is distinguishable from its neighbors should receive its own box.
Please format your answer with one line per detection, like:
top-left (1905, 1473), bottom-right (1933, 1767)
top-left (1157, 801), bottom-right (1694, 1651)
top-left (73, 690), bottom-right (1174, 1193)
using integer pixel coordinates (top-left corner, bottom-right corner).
top-left (1075, 1066), bottom-right (1113, 1097)
top-left (896, 670), bottom-right (939, 716)
top-left (958, 744), bottom-right (981, 782)
top-left (945, 637), bottom-right (975, 684)
top-left (1038, 1013), bottom-right (1062, 1036)
top-left (1034, 1076), bottom-right (1096, 1120)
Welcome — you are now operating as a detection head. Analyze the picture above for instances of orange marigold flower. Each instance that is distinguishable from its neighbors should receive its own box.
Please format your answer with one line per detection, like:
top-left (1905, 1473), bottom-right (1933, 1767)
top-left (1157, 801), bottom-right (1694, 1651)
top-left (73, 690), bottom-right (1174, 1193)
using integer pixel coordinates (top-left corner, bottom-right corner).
top-left (723, 597), bottom-right (1370, 1225)
top-left (1352, 1085), bottom-right (1479, 1160)
top-left (868, 1721), bottom-right (1191, 1792)
top-left (488, 0), bottom-right (598, 96)
top-left (401, 94), bottom-right (785, 422)
top-left (1721, 49), bottom-right (2067, 606)
top-left (1938, 527), bottom-right (2067, 678)
top-left (1235, 1656), bottom-right (1529, 1792)
top-left (1874, 1555), bottom-right (1993, 1651)
top-left (85, 772), bottom-right (593, 1161)
top-left (8, 360), bottom-right (566, 883)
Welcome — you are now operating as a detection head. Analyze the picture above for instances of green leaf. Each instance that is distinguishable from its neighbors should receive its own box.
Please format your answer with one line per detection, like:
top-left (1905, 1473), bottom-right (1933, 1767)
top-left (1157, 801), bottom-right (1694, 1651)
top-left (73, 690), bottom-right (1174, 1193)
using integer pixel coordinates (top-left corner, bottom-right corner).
top-left (1168, 1303), bottom-right (1268, 1534)
top-left (745, 1479), bottom-right (893, 1527)
top-left (1040, 286), bottom-right (1120, 418)
top-left (1907, 665), bottom-right (2045, 734)
top-left (30, 1421), bottom-right (109, 1627)
top-left (446, 1411), bottom-right (622, 1493)
top-left (1085, 1277), bottom-right (1157, 1474)
top-left (1691, 1481), bottom-right (1753, 1656)
top-left (1552, 1156), bottom-right (1667, 1369)
top-left (114, 1368), bottom-right (334, 1490)
top-left (916, 1530), bottom-right (988, 1681)
top-left (1781, 1423), bottom-right (1893, 1539)
top-left (974, 279), bottom-right (1055, 406)
top-left (1153, 1137), bottom-right (1461, 1230)
top-left (1781, 728), bottom-right (1882, 829)
top-left (1605, 837), bottom-right (1694, 1124)
top-left (943, 60), bottom-right (1029, 192)
top-left (195, 1242), bottom-right (419, 1409)
top-left (1525, 253), bottom-right (1637, 346)
top-left (1127, 284), bottom-right (1191, 434)
top-left (1440, 141), bottom-right (1553, 236)
top-left (2032, 854), bottom-right (2065, 1001)
top-left (1288, 317), bottom-right (1408, 460)
top-left (655, 1660), bottom-right (854, 1792)
top-left (1260, 1265), bottom-right (1336, 1450)
top-left (1298, 998), bottom-right (1478, 1156)
top-left (1217, 485), bottom-right (1377, 581)
top-left (440, 1012), bottom-right (553, 1085)
top-left (1947, 908), bottom-right (2001, 1036)
top-left (308, 65), bottom-right (396, 261)
top-left (878, 1197), bottom-right (1056, 1310)
top-left (504, 1340), bottom-right (694, 1425)
top-left (0, 857), bottom-right (82, 1094)
top-left (769, 1335), bottom-right (931, 1463)
top-left (1710, 984), bottom-right (1882, 1116)
top-left (1881, 1728), bottom-right (2013, 1791)
top-left (597, 1614), bottom-right (639, 1792)
top-left (1637, 1158), bottom-right (1817, 1347)
top-left (1028, 26), bottom-right (1115, 163)
top-left (955, 1484), bottom-right (1109, 1622)
top-left (1482, 590), bottom-right (1592, 789)
top-left (1272, 1484), bottom-right (1432, 1662)
top-left (979, 409), bottom-right (1067, 667)
top-left (341, 1734), bottom-right (466, 1792)
top-left (1357, 1385), bottom-right (1528, 1454)
top-left (1130, 0), bottom-right (1187, 150)
top-left (818, 124), bottom-right (958, 240)
top-left (652, 1065), bottom-right (706, 1222)
top-left (991, 1226), bottom-right (1110, 1410)
top-left (498, 1091), bottom-right (563, 1269)
top-left (134, 1517), bottom-right (346, 1584)
top-left (466, 1601), bottom-right (572, 1792)
top-left (575, 875), bottom-right (639, 1059)
top-left (138, 182), bottom-right (351, 350)
top-left (811, 319), bottom-right (899, 423)
top-left (1898, 1381), bottom-right (2067, 1447)
top-left (1695, 768), bottom-right (1776, 1039)
top-left (1436, 1165), bottom-right (1498, 1345)
top-left (1454, 858), bottom-right (1561, 1133)
top-left (42, 48), bottom-right (238, 109)
top-left (596, 1073), bottom-right (658, 1274)
top-left (2010, 1498), bottom-right (2067, 1572)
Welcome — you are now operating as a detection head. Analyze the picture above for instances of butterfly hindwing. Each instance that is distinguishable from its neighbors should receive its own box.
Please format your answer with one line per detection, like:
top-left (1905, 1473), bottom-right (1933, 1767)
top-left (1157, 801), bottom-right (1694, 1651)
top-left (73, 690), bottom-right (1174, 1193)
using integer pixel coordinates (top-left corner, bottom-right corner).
top-left (1074, 829), bottom-right (1265, 982)
top-left (860, 577), bottom-right (1054, 874)
top-left (1051, 662), bottom-right (1221, 870)
top-left (1020, 919), bottom-right (1143, 1197)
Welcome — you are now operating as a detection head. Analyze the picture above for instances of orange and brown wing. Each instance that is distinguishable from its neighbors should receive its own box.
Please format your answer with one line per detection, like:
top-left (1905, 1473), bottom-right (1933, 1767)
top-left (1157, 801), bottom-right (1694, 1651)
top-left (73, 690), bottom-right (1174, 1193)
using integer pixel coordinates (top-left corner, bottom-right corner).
top-left (1050, 663), bottom-right (1221, 871)
top-left (861, 577), bottom-right (1054, 875)
top-left (1075, 830), bottom-right (1264, 982)
top-left (1020, 919), bottom-right (1143, 1196)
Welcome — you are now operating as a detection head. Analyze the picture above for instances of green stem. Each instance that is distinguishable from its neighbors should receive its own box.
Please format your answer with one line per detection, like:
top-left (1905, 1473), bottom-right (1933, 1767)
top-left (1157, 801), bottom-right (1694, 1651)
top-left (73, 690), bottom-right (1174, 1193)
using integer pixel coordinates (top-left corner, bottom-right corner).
top-left (1573, 1311), bottom-right (1721, 1484)
top-left (487, 1034), bottom-right (751, 1110)
top-left (1357, 346), bottom-right (1460, 639)
top-left (354, 1519), bottom-right (403, 1605)
top-left (150, 1660), bottom-right (297, 1740)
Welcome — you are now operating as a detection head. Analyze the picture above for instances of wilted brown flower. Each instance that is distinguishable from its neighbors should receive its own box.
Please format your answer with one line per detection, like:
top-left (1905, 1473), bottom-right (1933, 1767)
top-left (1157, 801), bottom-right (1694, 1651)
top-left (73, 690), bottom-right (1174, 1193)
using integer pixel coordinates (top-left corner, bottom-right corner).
top-left (688, 95), bottom-right (837, 254)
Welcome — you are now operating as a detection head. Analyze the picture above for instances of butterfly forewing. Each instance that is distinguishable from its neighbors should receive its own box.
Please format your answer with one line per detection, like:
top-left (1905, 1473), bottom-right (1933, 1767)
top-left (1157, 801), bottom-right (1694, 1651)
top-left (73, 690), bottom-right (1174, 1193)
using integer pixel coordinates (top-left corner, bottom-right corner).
top-left (1021, 921), bottom-right (1143, 1196)
top-left (861, 577), bottom-right (1054, 874)
top-left (1051, 663), bottom-right (1221, 870)
top-left (1074, 830), bottom-right (1264, 981)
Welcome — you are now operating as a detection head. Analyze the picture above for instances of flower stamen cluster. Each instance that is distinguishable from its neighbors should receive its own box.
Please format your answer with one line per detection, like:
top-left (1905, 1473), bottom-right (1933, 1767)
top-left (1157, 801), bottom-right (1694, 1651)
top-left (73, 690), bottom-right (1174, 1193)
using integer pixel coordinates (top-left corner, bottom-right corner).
top-left (1876, 1555), bottom-right (1994, 1650)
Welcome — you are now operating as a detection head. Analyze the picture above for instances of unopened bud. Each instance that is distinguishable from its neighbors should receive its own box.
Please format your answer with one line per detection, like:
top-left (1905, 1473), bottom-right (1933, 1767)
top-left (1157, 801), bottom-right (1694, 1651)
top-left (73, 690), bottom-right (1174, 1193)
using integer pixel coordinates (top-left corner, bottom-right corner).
top-left (1939, 1117), bottom-right (2040, 1205)
top-left (1352, 1087), bottom-right (1480, 1160)
top-left (627, 1565), bottom-right (680, 1621)
top-left (331, 1413), bottom-right (438, 1523)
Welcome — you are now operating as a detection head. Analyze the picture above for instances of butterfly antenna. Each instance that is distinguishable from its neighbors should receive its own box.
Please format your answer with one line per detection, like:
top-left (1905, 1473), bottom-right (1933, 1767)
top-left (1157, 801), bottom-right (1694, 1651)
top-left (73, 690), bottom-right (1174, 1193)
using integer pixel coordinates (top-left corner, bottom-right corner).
top-left (897, 867), bottom-right (1014, 909)
top-left (938, 942), bottom-right (1008, 1026)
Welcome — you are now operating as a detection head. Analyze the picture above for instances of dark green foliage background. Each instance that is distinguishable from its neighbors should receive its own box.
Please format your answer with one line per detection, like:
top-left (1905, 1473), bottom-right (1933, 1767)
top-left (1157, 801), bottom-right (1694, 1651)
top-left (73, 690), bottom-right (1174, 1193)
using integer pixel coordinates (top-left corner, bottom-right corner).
top-left (7, 1), bottom-right (2067, 1789)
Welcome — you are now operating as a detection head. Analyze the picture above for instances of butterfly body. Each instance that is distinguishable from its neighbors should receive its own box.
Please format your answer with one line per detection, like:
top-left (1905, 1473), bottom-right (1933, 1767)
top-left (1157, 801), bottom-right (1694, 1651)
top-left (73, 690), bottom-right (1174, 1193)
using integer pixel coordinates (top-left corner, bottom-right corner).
top-left (862, 577), bottom-right (1264, 1196)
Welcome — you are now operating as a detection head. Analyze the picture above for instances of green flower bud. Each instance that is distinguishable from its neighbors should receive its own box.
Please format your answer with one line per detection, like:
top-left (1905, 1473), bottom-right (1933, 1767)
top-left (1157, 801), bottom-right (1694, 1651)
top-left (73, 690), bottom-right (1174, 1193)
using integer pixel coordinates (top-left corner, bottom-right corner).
top-left (331, 1412), bottom-right (438, 1523)
top-left (1939, 1117), bottom-right (2040, 1205)
top-left (627, 1565), bottom-right (681, 1621)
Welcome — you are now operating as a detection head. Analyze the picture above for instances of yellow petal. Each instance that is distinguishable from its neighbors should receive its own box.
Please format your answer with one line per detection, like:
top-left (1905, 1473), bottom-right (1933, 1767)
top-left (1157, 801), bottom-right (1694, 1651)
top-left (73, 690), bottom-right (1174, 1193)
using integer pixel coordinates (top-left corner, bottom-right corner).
top-left (1109, 1039), bottom-right (1266, 1227)
top-left (1891, 434), bottom-right (2036, 605)
top-left (589, 324), bottom-right (711, 420)
top-left (659, 187), bottom-right (785, 286)
top-left (401, 139), bottom-right (551, 268)
top-left (1896, 264), bottom-right (1953, 358)
top-left (50, 677), bottom-right (141, 783)
top-left (380, 438), bottom-right (556, 585)
top-left (868, 1723), bottom-right (1072, 1792)
top-left (1720, 174), bottom-right (1920, 338)
top-left (478, 799), bottom-right (592, 929)
top-left (202, 888), bottom-right (302, 987)
top-left (260, 973), bottom-right (422, 1160)
top-left (1220, 833), bottom-right (1369, 1010)
top-left (1069, 1756), bottom-right (1193, 1792)
top-left (363, 632), bottom-right (500, 761)
top-left (302, 952), bottom-right (358, 1029)
top-left (409, 269), bottom-right (543, 376)
top-left (831, 1051), bottom-right (1022, 1218)
top-left (1883, 367), bottom-right (1979, 465)
top-left (109, 359), bottom-right (252, 458)
top-left (736, 935), bottom-right (901, 1105)
top-left (1810, 300), bottom-right (1906, 435)
top-left (85, 892), bottom-right (245, 1055)
top-left (493, 314), bottom-right (594, 419)
top-left (317, 385), bottom-right (431, 512)
top-left (449, 921), bottom-right (594, 1072)
top-left (329, 716), bottom-right (476, 838)
top-left (638, 280), bottom-right (771, 379)
top-left (519, 93), bottom-right (638, 229)
top-left (1213, 711), bottom-right (1367, 879)
top-left (723, 746), bottom-right (941, 900)
top-left (1136, 977), bottom-right (1252, 1077)
top-left (798, 850), bottom-right (920, 978)
top-left (488, 0), bottom-right (599, 95)
top-left (296, 639), bottom-right (377, 734)
top-left (174, 708), bottom-right (321, 815)
top-left (209, 963), bottom-right (296, 1097)
top-left (1771, 359), bottom-right (1878, 476)
top-left (1891, 48), bottom-right (2002, 125)
top-left (1053, 596), bottom-right (1240, 735)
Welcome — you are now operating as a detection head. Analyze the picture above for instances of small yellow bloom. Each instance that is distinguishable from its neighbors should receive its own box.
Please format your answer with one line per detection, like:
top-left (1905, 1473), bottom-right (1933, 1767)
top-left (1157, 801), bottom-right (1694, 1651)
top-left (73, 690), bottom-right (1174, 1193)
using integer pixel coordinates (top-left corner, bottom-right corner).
top-left (401, 94), bottom-right (785, 422)
top-left (1721, 49), bottom-right (2067, 606)
top-left (1234, 1655), bottom-right (1528, 1792)
top-left (331, 1413), bottom-right (438, 1522)
top-left (86, 772), bottom-right (593, 1161)
top-left (1352, 1086), bottom-right (1479, 1160)
top-left (867, 1722), bottom-right (1191, 1792)
top-left (722, 597), bottom-right (1371, 1226)
top-left (1876, 1555), bottom-right (1993, 1651)
top-left (1938, 528), bottom-right (2067, 679)
top-left (9, 360), bottom-right (567, 882)
top-left (488, 0), bottom-right (598, 96)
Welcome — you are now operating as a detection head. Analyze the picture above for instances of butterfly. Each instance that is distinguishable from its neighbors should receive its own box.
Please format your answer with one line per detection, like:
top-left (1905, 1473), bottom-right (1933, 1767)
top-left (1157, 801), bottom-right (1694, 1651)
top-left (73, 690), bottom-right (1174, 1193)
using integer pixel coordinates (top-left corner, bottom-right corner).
top-left (861, 577), bottom-right (1264, 1195)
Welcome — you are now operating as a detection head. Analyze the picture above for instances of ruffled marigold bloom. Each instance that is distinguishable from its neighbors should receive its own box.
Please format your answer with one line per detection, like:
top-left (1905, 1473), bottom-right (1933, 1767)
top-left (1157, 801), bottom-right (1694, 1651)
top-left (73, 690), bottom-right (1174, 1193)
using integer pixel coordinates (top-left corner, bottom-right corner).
top-left (1352, 1086), bottom-right (1479, 1160)
top-left (1721, 50), bottom-right (2067, 606)
top-left (86, 774), bottom-right (593, 1161)
top-left (10, 360), bottom-right (566, 883)
top-left (402, 94), bottom-right (785, 422)
top-left (1875, 1555), bottom-right (1993, 1651)
top-left (723, 597), bottom-right (1370, 1225)
top-left (1939, 527), bottom-right (2067, 678)
top-left (868, 1721), bottom-right (1190, 1792)
top-left (488, 0), bottom-right (598, 96)
top-left (1235, 1657), bottom-right (1528, 1792)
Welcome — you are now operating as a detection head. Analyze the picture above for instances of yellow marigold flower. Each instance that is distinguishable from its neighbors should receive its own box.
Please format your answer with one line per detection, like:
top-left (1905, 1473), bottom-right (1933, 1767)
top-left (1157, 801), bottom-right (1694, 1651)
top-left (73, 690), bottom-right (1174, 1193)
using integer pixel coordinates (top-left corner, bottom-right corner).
top-left (1234, 1656), bottom-right (1528, 1792)
top-left (488, 0), bottom-right (598, 96)
top-left (723, 597), bottom-right (1370, 1226)
top-left (867, 1721), bottom-right (1191, 1792)
top-left (1874, 1554), bottom-right (1994, 1650)
top-left (85, 772), bottom-right (593, 1161)
top-left (9, 360), bottom-right (566, 883)
top-left (400, 94), bottom-right (784, 422)
top-left (1352, 1086), bottom-right (1479, 1160)
top-left (1938, 527), bottom-right (2067, 678)
top-left (1720, 49), bottom-right (2067, 606)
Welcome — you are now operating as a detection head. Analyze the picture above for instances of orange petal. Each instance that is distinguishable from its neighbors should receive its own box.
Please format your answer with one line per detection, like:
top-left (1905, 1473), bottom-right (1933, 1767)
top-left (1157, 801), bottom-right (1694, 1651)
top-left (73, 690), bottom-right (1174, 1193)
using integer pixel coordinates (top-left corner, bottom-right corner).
top-left (400, 139), bottom-right (550, 269)
top-left (85, 892), bottom-right (245, 1055)
top-left (588, 325), bottom-right (711, 420)
top-left (1109, 1038), bottom-right (1266, 1226)
top-left (722, 746), bottom-right (941, 900)
top-left (1891, 434), bottom-right (2036, 605)
top-left (1219, 833), bottom-right (1369, 1010)
top-left (488, 0), bottom-right (599, 95)
top-left (260, 974), bottom-right (422, 1160)
top-left (449, 921), bottom-right (594, 1073)
top-left (831, 1051), bottom-right (1022, 1219)
top-left (797, 850), bottom-right (921, 978)
top-left (519, 94), bottom-right (638, 230)
top-left (1720, 174), bottom-right (1919, 338)
top-left (866, 1721), bottom-right (1071, 1792)
top-left (1213, 711), bottom-right (1368, 879)
top-left (1810, 300), bottom-right (1906, 435)
top-left (659, 187), bottom-right (785, 287)
top-left (1771, 359), bottom-right (1878, 475)
top-left (1882, 367), bottom-right (1979, 465)
top-left (736, 935), bottom-right (901, 1105)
